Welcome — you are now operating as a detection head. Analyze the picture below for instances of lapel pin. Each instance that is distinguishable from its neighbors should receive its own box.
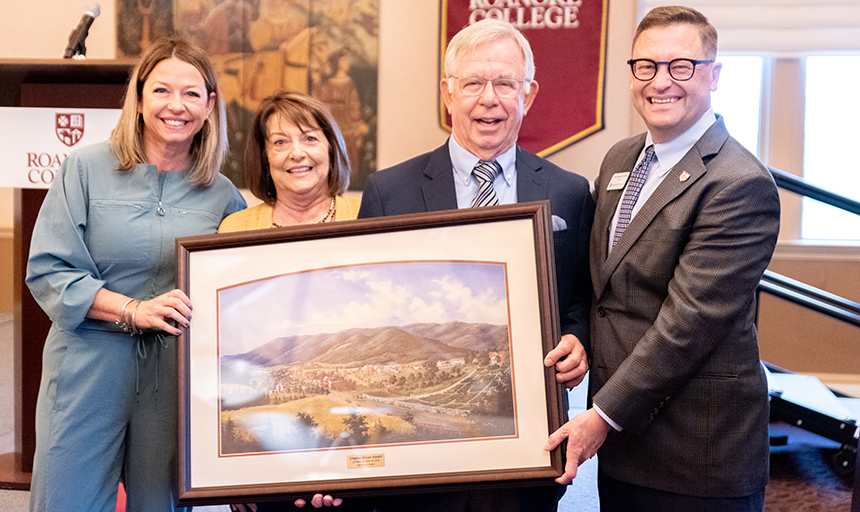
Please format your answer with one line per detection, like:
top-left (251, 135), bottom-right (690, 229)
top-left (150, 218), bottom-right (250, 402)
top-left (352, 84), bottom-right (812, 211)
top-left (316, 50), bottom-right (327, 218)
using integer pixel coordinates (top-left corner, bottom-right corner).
top-left (679, 171), bottom-right (690, 182)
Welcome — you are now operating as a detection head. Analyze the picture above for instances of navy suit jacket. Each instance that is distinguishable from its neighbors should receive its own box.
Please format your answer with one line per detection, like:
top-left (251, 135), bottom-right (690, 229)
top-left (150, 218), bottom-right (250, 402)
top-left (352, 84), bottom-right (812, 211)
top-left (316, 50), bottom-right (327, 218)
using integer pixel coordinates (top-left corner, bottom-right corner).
top-left (359, 141), bottom-right (595, 350)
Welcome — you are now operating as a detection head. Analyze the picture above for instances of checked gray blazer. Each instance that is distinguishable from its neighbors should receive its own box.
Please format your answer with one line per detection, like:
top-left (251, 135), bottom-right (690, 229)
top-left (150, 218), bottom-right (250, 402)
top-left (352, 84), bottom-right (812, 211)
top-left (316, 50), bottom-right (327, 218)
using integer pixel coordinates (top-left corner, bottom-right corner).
top-left (589, 116), bottom-right (780, 498)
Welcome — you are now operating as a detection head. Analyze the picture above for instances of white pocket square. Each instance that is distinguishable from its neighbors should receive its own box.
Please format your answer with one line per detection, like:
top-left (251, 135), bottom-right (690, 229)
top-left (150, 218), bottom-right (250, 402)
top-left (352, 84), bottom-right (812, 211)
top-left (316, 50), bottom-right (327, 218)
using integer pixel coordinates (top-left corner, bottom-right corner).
top-left (551, 215), bottom-right (567, 232)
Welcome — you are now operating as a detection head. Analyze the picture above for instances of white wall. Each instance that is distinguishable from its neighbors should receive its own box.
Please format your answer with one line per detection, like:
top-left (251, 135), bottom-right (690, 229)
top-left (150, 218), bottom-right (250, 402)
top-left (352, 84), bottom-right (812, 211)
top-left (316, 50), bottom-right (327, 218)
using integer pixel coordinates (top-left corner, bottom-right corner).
top-left (0, 0), bottom-right (117, 60)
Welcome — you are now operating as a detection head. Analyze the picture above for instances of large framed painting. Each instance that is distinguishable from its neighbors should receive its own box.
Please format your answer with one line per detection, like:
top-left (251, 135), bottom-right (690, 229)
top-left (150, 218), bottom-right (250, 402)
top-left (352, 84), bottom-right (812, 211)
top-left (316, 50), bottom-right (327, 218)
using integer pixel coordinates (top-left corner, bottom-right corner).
top-left (175, 202), bottom-right (566, 505)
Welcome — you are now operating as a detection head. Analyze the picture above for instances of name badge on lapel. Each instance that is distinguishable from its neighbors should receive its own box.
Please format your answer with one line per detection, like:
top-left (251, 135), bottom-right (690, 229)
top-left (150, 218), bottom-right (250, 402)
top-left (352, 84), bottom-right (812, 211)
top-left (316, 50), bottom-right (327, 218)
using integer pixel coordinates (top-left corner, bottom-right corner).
top-left (607, 172), bottom-right (630, 191)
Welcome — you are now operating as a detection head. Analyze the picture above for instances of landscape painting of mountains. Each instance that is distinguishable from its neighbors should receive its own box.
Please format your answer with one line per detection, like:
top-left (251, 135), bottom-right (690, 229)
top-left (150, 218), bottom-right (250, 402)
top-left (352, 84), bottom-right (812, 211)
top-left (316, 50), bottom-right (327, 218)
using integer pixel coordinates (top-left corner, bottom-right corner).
top-left (217, 261), bottom-right (516, 455)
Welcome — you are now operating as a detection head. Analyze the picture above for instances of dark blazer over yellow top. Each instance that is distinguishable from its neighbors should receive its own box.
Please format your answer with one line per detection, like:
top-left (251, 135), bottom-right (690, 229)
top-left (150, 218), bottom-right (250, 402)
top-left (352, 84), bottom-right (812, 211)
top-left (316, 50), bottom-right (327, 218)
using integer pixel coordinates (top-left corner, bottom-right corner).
top-left (589, 116), bottom-right (780, 498)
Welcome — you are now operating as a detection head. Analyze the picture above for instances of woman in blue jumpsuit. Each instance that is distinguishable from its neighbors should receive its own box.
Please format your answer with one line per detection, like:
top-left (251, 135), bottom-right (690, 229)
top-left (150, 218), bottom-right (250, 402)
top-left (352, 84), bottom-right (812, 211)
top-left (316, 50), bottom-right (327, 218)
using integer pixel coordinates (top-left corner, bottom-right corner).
top-left (26, 38), bottom-right (246, 511)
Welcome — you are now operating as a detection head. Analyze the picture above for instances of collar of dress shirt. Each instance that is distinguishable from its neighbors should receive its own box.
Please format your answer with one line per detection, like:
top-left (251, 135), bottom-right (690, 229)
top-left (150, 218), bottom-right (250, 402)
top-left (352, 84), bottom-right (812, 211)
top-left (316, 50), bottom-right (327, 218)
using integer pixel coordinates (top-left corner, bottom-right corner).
top-left (649, 107), bottom-right (717, 173)
top-left (607, 108), bottom-right (719, 254)
top-left (449, 137), bottom-right (517, 187)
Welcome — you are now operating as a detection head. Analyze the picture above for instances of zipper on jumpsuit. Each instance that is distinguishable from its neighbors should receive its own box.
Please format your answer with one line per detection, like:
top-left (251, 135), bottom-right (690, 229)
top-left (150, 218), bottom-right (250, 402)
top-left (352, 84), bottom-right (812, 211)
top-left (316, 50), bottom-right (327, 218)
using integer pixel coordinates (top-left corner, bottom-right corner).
top-left (135, 171), bottom-right (169, 394)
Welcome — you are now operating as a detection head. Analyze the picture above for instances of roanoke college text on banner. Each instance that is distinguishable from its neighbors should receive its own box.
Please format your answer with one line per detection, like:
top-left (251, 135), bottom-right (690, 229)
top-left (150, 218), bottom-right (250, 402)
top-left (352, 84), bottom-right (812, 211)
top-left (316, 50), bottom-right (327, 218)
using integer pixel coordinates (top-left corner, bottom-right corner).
top-left (440, 0), bottom-right (608, 156)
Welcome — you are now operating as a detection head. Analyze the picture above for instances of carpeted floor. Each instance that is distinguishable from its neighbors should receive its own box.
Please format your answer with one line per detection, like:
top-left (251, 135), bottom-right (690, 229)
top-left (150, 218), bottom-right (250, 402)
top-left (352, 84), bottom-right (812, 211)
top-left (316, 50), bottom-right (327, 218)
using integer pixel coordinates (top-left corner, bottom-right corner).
top-left (767, 445), bottom-right (853, 511)
top-left (766, 423), bottom-right (854, 512)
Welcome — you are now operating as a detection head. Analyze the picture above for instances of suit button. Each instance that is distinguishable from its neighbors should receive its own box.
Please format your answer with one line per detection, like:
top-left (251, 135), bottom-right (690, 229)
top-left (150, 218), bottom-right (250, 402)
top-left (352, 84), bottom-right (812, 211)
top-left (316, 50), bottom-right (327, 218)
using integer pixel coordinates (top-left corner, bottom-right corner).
top-left (597, 306), bottom-right (606, 317)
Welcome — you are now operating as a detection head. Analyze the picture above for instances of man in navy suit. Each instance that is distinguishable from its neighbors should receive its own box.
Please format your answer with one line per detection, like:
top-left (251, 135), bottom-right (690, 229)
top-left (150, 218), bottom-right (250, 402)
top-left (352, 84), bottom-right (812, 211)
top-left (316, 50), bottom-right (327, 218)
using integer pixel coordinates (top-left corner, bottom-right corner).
top-left (357, 18), bottom-right (594, 512)
top-left (546, 6), bottom-right (780, 512)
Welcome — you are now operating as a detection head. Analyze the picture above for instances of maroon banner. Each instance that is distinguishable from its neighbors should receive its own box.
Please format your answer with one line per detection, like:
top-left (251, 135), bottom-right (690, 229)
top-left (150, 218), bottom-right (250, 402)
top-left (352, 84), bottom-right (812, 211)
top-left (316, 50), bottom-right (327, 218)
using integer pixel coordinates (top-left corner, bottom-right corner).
top-left (440, 0), bottom-right (608, 156)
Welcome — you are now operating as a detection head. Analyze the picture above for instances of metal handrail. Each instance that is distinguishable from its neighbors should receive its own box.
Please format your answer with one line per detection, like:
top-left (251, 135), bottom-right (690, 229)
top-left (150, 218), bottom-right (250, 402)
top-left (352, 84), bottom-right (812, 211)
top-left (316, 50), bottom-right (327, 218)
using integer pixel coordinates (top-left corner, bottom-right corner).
top-left (758, 169), bottom-right (860, 327)
top-left (769, 167), bottom-right (860, 217)
top-left (761, 270), bottom-right (860, 316)
top-left (761, 168), bottom-right (860, 510)
top-left (758, 278), bottom-right (860, 328)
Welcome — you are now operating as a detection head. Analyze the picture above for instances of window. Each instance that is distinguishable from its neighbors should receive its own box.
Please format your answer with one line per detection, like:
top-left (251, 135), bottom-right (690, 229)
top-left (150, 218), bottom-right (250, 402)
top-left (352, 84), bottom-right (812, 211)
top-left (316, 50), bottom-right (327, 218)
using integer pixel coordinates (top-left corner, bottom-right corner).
top-left (641, 0), bottom-right (860, 243)
top-left (711, 56), bottom-right (764, 157)
top-left (801, 56), bottom-right (860, 241)
top-left (711, 54), bottom-right (860, 242)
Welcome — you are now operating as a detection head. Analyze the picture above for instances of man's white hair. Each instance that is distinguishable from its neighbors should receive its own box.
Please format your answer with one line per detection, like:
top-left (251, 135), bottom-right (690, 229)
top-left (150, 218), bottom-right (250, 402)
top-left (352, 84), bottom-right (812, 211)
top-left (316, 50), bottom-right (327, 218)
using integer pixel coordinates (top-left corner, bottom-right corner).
top-left (444, 19), bottom-right (535, 94)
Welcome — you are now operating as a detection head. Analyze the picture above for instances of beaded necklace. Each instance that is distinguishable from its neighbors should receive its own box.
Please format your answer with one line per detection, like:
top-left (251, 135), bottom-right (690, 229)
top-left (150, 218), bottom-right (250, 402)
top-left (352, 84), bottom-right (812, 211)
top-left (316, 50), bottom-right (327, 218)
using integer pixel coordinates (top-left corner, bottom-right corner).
top-left (272, 196), bottom-right (336, 227)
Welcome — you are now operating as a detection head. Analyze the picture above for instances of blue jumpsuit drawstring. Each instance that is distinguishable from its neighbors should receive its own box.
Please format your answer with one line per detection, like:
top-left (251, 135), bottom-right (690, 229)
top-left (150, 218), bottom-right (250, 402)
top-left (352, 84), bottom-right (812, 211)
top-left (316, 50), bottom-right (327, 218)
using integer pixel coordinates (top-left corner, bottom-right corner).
top-left (134, 333), bottom-right (169, 393)
top-left (154, 333), bottom-right (167, 392)
top-left (135, 334), bottom-right (145, 394)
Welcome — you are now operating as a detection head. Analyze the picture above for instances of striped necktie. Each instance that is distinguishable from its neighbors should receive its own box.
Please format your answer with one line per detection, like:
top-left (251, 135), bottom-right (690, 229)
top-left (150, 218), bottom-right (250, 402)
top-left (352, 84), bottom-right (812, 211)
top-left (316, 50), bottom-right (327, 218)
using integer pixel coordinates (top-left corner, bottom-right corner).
top-left (471, 160), bottom-right (501, 208)
top-left (613, 145), bottom-right (655, 248)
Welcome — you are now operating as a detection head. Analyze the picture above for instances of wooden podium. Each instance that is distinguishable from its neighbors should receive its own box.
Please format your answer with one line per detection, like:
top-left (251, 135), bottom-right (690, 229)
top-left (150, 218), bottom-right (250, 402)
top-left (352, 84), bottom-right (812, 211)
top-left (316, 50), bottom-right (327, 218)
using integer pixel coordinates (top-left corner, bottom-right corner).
top-left (0, 59), bottom-right (133, 482)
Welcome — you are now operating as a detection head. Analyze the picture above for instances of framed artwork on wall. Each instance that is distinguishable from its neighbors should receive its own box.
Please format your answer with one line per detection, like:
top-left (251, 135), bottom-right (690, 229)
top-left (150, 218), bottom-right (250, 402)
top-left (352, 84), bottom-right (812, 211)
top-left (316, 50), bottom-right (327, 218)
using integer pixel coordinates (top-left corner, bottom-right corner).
top-left (116, 0), bottom-right (379, 190)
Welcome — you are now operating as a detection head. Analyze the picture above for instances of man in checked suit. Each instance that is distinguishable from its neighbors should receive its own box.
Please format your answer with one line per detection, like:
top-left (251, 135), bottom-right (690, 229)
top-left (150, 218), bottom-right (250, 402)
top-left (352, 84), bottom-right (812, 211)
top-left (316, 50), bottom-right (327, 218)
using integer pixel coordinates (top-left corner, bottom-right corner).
top-left (357, 18), bottom-right (594, 512)
top-left (545, 6), bottom-right (780, 512)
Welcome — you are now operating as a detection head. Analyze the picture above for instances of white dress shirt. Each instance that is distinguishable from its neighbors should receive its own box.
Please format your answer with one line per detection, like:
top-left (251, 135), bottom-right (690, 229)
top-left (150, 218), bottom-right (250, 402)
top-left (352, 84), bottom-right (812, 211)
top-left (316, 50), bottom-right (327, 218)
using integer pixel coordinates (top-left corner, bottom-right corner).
top-left (607, 108), bottom-right (717, 255)
top-left (448, 137), bottom-right (518, 208)
top-left (597, 107), bottom-right (717, 431)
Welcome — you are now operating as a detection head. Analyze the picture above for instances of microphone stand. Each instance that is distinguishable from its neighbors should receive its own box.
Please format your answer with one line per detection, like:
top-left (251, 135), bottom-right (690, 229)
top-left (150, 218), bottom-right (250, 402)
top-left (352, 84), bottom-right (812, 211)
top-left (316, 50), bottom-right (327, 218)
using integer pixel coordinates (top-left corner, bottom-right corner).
top-left (64, 40), bottom-right (89, 60)
top-left (63, 5), bottom-right (100, 60)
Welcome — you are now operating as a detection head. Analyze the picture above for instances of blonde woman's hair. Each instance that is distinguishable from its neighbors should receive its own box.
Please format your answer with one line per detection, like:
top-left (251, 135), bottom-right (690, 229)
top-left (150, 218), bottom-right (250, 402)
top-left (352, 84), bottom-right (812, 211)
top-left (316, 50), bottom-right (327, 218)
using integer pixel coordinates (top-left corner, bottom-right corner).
top-left (110, 37), bottom-right (227, 186)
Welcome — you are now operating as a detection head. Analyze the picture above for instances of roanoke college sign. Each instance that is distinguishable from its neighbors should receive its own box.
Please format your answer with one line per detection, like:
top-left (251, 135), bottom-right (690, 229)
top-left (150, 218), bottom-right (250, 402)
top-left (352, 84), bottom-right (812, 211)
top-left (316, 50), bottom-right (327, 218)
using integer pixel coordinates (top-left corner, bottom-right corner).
top-left (0, 107), bottom-right (121, 188)
top-left (440, 0), bottom-right (609, 156)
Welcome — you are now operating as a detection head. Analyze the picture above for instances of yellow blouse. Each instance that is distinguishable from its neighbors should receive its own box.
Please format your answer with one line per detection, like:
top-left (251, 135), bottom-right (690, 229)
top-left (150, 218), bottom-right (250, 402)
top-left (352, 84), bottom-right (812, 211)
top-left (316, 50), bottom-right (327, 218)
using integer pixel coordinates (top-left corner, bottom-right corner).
top-left (218, 195), bottom-right (361, 233)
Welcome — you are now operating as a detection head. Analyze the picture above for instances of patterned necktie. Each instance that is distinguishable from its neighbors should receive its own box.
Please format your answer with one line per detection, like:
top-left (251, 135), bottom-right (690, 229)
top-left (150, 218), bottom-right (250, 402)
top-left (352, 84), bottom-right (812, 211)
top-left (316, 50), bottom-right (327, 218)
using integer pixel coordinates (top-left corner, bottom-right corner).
top-left (471, 160), bottom-right (501, 208)
top-left (613, 145), bottom-right (655, 248)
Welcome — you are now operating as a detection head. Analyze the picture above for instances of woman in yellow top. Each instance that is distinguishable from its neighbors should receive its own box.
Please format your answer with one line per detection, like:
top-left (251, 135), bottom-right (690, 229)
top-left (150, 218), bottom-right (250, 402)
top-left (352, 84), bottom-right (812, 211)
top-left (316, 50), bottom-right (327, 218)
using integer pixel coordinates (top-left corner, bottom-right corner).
top-left (221, 90), bottom-right (354, 511)
top-left (219, 90), bottom-right (360, 232)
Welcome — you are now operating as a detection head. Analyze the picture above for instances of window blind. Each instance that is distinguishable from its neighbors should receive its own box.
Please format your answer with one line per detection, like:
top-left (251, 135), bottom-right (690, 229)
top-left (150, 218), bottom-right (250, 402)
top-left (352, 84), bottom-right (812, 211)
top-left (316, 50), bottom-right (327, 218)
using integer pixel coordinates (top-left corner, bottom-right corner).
top-left (640, 1), bottom-right (860, 54)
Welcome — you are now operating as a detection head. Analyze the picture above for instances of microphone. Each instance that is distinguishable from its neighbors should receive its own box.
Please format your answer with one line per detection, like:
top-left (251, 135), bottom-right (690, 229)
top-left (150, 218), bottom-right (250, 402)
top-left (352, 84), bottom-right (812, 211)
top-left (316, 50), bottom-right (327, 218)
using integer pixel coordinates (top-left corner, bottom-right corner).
top-left (63, 3), bottom-right (101, 59)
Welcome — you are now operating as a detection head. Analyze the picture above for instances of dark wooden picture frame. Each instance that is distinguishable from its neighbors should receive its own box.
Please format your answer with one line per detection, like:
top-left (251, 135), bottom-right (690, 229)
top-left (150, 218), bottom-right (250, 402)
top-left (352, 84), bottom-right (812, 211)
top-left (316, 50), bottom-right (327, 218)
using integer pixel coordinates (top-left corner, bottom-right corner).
top-left (175, 201), bottom-right (565, 506)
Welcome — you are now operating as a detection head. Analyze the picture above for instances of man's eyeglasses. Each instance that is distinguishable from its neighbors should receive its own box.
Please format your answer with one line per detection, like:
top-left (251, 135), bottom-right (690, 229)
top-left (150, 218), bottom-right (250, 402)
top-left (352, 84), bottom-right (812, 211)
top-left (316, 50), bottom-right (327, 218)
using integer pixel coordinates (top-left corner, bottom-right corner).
top-left (449, 76), bottom-right (527, 98)
top-left (627, 58), bottom-right (715, 81)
